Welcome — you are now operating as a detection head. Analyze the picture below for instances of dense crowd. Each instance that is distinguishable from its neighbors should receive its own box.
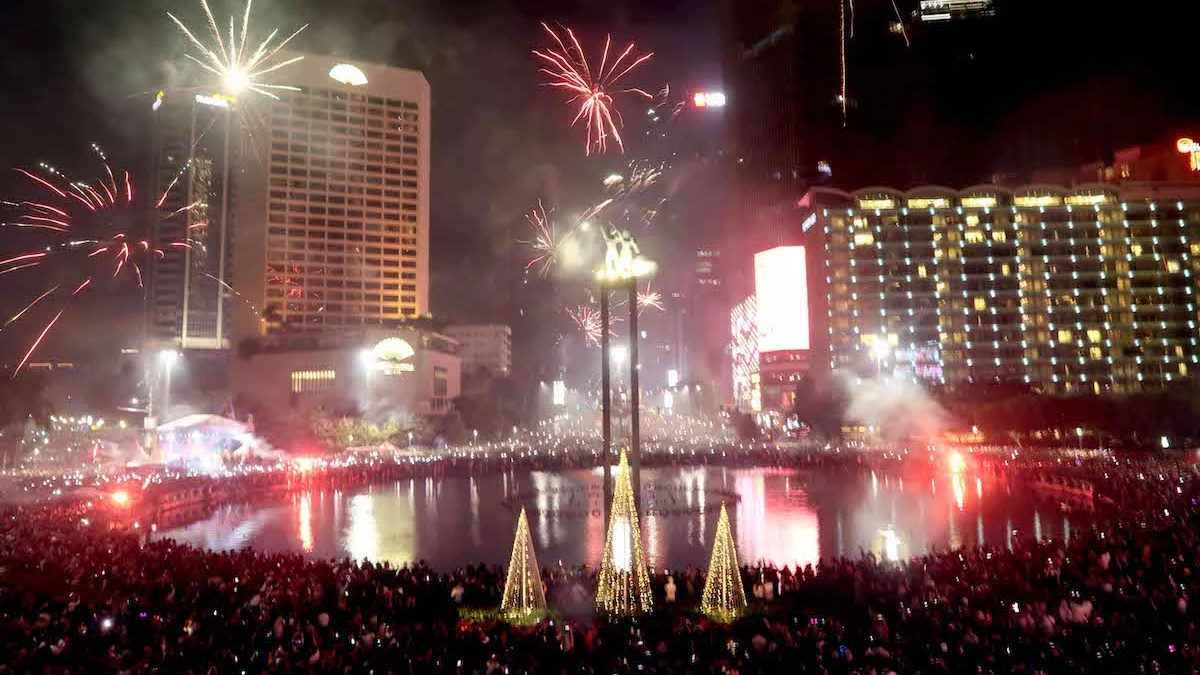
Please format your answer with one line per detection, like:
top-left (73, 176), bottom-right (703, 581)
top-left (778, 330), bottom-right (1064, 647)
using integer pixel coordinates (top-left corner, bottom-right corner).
top-left (0, 450), bottom-right (1198, 673)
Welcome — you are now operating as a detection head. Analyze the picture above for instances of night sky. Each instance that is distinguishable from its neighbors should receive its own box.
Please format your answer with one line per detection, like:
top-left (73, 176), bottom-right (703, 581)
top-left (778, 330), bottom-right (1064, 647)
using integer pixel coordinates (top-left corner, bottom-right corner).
top-left (0, 0), bottom-right (1196, 364)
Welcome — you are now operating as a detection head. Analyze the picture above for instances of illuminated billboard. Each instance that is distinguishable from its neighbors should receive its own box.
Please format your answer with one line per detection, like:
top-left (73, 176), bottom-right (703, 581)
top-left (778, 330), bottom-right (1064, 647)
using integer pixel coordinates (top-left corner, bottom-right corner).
top-left (754, 246), bottom-right (810, 353)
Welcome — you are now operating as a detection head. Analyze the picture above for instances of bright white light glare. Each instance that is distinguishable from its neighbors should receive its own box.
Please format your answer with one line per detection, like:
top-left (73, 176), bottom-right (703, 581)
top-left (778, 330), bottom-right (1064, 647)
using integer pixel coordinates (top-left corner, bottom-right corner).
top-left (194, 94), bottom-right (230, 109)
top-left (692, 92), bottom-right (726, 108)
top-left (610, 345), bottom-right (628, 365)
top-left (224, 70), bottom-right (250, 93)
top-left (612, 516), bottom-right (632, 572)
top-left (552, 380), bottom-right (566, 406)
top-left (664, 391), bottom-right (674, 410)
top-left (329, 63), bottom-right (368, 86)
top-left (667, 369), bottom-right (679, 387)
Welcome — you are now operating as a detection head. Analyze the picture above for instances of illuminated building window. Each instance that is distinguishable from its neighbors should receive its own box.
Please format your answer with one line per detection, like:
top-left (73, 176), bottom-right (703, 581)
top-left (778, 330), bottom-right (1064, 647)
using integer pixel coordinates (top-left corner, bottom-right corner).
top-left (1065, 194), bottom-right (1109, 206)
top-left (858, 198), bottom-right (895, 210)
top-left (993, 230), bottom-right (1007, 242)
top-left (974, 297), bottom-right (987, 311)
top-left (964, 230), bottom-right (985, 244)
top-left (1087, 329), bottom-right (1102, 343)
top-left (853, 232), bottom-right (875, 246)
top-left (908, 198), bottom-right (949, 209)
top-left (433, 366), bottom-right (448, 397)
top-left (1168, 260), bottom-right (1181, 273)
top-left (1001, 264), bottom-right (1011, 276)
top-left (918, 265), bottom-right (928, 278)
top-left (291, 369), bottom-right (336, 394)
top-left (1058, 329), bottom-right (1072, 343)
top-left (961, 196), bottom-right (997, 209)
top-left (1014, 195), bottom-right (1061, 207)
top-left (1090, 346), bottom-right (1102, 360)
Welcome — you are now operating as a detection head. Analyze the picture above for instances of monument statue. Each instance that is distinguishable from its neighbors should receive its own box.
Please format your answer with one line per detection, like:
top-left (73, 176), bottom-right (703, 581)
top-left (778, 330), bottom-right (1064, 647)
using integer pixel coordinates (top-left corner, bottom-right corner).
top-left (601, 226), bottom-right (646, 280)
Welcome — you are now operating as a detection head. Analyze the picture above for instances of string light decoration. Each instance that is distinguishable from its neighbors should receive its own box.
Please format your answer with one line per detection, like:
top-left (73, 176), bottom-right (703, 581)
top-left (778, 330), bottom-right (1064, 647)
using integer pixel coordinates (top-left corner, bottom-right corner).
top-left (596, 449), bottom-right (652, 615)
top-left (500, 507), bottom-right (547, 616)
top-left (701, 502), bottom-right (747, 621)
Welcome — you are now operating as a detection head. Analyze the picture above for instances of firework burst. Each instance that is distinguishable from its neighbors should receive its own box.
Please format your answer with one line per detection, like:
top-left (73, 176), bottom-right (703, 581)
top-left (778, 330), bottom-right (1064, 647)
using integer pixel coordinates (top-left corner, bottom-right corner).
top-left (520, 200), bottom-right (570, 278)
top-left (534, 23), bottom-right (653, 155)
top-left (568, 304), bottom-right (622, 347)
top-left (636, 281), bottom-right (664, 314)
top-left (0, 147), bottom-right (199, 375)
top-left (168, 0), bottom-right (307, 100)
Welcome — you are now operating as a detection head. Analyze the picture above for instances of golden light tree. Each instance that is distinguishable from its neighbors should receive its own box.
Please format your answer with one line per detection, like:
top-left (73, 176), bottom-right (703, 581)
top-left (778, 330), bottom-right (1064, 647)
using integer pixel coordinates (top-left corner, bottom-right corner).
top-left (500, 507), bottom-right (547, 616)
top-left (701, 502), bottom-right (747, 621)
top-left (596, 449), bottom-right (653, 615)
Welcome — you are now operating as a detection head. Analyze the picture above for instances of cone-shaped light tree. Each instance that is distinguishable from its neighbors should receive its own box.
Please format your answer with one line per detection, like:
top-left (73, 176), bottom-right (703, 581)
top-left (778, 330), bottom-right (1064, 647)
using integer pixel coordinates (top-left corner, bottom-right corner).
top-left (500, 507), bottom-right (547, 616)
top-left (701, 502), bottom-right (747, 620)
top-left (596, 449), bottom-right (652, 615)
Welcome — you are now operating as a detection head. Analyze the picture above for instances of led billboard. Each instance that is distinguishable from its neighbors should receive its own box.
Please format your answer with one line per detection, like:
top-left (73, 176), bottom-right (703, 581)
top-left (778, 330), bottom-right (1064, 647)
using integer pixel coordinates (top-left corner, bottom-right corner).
top-left (754, 246), bottom-right (810, 353)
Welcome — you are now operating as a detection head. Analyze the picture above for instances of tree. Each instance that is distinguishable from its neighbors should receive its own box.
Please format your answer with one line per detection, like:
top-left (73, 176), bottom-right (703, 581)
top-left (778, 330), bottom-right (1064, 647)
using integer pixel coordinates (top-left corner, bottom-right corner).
top-left (0, 373), bottom-right (50, 466)
top-left (501, 508), bottom-right (546, 617)
top-left (596, 450), bottom-right (652, 615)
top-left (701, 503), bottom-right (748, 621)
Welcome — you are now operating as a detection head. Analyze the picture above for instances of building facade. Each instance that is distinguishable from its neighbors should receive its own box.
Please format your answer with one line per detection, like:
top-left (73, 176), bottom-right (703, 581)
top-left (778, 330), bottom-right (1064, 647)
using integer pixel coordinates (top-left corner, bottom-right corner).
top-left (231, 54), bottom-right (431, 343)
top-left (232, 328), bottom-right (459, 424)
top-left (807, 183), bottom-right (1200, 393)
top-left (444, 324), bottom-right (511, 377)
top-left (148, 91), bottom-right (239, 350)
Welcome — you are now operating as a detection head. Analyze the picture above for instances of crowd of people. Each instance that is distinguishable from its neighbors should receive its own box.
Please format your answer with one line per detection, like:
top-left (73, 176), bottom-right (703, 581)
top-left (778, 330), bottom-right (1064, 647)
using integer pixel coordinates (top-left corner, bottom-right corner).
top-left (0, 447), bottom-right (1198, 673)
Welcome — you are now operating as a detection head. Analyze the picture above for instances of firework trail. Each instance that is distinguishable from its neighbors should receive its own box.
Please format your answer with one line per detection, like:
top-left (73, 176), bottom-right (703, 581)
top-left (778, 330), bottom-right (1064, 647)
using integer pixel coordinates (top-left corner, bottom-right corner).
top-left (0, 146), bottom-right (200, 375)
top-left (534, 23), bottom-right (653, 155)
top-left (168, 0), bottom-right (307, 100)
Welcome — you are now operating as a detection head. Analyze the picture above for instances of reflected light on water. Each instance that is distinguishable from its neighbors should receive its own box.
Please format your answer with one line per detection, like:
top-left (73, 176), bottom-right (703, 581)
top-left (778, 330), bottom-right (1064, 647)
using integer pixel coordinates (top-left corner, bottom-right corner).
top-left (299, 493), bottom-right (313, 552)
top-left (347, 493), bottom-right (379, 562)
top-left (735, 473), bottom-right (818, 568)
top-left (155, 467), bottom-right (1083, 570)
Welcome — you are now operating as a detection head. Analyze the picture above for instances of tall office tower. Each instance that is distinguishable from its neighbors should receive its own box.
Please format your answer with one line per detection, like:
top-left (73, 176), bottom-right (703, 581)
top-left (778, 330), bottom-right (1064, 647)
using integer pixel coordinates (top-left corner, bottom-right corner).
top-left (148, 91), bottom-right (239, 350)
top-left (809, 182), bottom-right (1200, 393)
top-left (231, 54), bottom-right (431, 343)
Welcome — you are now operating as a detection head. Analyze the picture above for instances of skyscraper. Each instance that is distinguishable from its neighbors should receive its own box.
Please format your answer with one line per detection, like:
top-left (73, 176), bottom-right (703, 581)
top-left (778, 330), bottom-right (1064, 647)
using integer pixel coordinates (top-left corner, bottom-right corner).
top-left (147, 90), bottom-right (239, 351)
top-left (231, 53), bottom-right (431, 344)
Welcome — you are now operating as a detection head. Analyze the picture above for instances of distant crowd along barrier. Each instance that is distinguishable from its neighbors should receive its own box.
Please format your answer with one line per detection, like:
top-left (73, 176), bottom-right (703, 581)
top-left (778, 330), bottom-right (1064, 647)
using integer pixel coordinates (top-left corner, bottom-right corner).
top-left (501, 482), bottom-right (740, 518)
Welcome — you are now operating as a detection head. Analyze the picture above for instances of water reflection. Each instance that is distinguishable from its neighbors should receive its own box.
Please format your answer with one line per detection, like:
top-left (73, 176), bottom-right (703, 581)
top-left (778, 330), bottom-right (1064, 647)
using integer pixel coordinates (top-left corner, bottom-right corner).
top-left (157, 466), bottom-right (1078, 571)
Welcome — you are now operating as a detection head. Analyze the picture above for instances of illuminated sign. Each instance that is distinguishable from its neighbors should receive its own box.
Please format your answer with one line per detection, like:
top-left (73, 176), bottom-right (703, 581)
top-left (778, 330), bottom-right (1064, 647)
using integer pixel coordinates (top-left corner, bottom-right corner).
top-left (754, 246), bottom-right (810, 353)
top-left (692, 92), bottom-right (726, 108)
top-left (370, 338), bottom-right (416, 374)
top-left (152, 90), bottom-right (165, 112)
top-left (552, 380), bottom-right (566, 406)
top-left (1178, 137), bottom-right (1200, 171)
top-left (194, 93), bottom-right (236, 109)
top-left (329, 64), bottom-right (368, 86)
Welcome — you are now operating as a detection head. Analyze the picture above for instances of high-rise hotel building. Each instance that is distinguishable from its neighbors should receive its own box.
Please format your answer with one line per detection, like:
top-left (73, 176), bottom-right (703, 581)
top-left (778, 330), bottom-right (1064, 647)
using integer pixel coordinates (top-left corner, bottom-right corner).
top-left (231, 53), bottom-right (431, 343)
top-left (806, 183), bottom-right (1200, 393)
top-left (148, 90), bottom-right (239, 350)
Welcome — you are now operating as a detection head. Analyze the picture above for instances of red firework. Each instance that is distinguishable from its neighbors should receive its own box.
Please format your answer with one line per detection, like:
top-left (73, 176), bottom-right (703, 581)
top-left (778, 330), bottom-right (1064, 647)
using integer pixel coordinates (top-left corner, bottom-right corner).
top-left (0, 146), bottom-right (198, 375)
top-left (534, 23), bottom-right (653, 155)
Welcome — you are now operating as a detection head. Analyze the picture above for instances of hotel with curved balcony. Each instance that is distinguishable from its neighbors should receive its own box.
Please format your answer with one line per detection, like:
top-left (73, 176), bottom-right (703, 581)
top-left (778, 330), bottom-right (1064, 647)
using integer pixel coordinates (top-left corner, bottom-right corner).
top-left (806, 183), bottom-right (1200, 393)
